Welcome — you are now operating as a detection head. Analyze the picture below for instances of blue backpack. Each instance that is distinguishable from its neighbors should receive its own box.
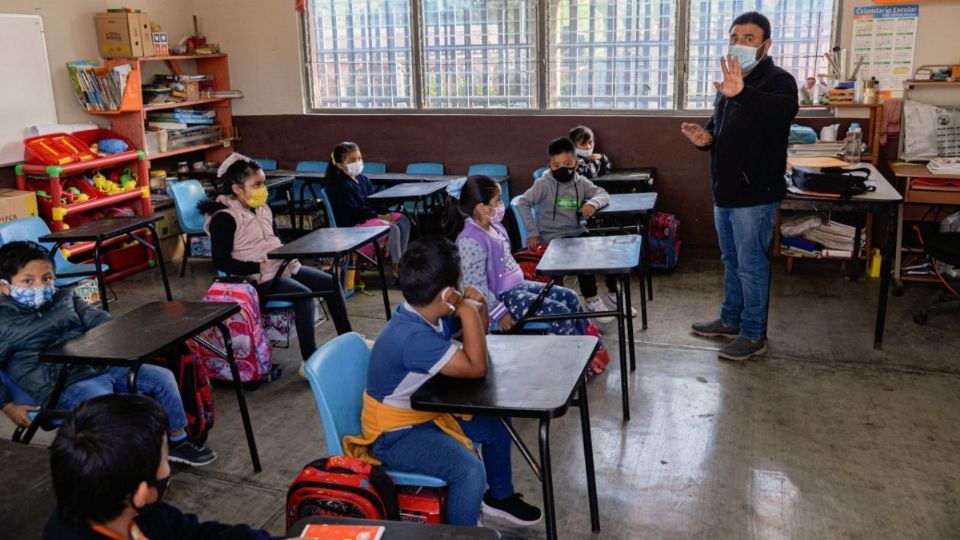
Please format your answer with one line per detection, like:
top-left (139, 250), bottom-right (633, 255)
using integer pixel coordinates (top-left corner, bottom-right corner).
top-left (649, 212), bottom-right (681, 270)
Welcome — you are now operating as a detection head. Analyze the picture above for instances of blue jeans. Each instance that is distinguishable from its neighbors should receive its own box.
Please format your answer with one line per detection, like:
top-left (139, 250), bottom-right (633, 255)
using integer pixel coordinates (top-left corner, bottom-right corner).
top-left (372, 416), bottom-right (515, 525)
top-left (499, 280), bottom-right (588, 335)
top-left (56, 365), bottom-right (188, 434)
top-left (713, 202), bottom-right (778, 340)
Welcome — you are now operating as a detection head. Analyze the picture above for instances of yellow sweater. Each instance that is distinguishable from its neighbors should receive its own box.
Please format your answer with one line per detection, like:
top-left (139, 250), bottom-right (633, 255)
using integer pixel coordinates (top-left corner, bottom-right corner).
top-left (342, 392), bottom-right (474, 465)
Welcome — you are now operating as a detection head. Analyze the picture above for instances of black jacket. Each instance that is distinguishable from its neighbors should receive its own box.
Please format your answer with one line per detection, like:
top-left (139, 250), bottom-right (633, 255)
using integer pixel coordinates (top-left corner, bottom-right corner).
top-left (699, 57), bottom-right (799, 208)
top-left (44, 503), bottom-right (273, 540)
top-left (324, 169), bottom-right (379, 227)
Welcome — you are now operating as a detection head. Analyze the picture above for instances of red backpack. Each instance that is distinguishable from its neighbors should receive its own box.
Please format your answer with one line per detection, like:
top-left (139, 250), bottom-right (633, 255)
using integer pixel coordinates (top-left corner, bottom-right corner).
top-left (512, 243), bottom-right (551, 283)
top-left (286, 456), bottom-right (400, 529)
top-left (152, 345), bottom-right (215, 443)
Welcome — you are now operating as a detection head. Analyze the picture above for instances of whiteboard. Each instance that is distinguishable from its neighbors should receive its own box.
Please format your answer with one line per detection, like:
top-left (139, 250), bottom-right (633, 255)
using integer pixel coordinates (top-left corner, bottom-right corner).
top-left (0, 14), bottom-right (58, 166)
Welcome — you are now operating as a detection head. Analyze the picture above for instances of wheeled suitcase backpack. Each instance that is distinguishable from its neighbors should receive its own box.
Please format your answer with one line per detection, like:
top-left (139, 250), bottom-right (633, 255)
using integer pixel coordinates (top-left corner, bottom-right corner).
top-left (649, 212), bottom-right (681, 270)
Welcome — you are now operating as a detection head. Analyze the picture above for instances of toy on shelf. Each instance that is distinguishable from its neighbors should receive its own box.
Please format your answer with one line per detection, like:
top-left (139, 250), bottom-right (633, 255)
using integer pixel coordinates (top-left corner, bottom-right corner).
top-left (119, 168), bottom-right (138, 190)
top-left (24, 133), bottom-right (97, 165)
top-left (96, 138), bottom-right (129, 154)
top-left (92, 170), bottom-right (121, 194)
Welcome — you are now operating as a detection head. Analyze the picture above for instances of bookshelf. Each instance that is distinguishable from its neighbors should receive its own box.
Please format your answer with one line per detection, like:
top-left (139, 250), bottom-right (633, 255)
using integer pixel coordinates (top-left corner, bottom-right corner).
top-left (91, 54), bottom-right (239, 166)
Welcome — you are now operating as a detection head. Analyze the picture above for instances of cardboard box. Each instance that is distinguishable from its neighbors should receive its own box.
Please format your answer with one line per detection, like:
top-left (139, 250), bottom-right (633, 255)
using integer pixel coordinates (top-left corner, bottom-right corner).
top-left (95, 12), bottom-right (144, 58)
top-left (154, 207), bottom-right (182, 239)
top-left (138, 14), bottom-right (154, 56)
top-left (0, 189), bottom-right (39, 225)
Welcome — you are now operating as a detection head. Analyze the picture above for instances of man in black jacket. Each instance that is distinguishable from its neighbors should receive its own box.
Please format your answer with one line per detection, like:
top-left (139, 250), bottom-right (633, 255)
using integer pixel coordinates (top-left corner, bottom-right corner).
top-left (680, 11), bottom-right (799, 360)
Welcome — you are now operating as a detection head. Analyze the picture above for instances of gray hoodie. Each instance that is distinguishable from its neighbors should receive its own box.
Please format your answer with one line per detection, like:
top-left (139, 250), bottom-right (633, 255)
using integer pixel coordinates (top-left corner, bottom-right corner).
top-left (516, 169), bottom-right (610, 243)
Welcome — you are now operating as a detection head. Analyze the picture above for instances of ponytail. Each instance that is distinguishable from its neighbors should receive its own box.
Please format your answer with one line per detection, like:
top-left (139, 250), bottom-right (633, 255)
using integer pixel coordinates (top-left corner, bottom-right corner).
top-left (441, 175), bottom-right (499, 239)
top-left (324, 141), bottom-right (360, 182)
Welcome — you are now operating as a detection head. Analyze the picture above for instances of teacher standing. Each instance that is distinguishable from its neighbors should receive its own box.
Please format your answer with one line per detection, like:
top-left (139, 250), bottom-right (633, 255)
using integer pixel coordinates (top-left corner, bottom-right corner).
top-left (680, 11), bottom-right (799, 361)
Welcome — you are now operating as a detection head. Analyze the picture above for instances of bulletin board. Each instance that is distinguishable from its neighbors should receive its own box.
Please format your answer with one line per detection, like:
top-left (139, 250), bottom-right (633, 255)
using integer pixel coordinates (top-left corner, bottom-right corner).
top-left (850, 4), bottom-right (919, 98)
top-left (0, 14), bottom-right (58, 166)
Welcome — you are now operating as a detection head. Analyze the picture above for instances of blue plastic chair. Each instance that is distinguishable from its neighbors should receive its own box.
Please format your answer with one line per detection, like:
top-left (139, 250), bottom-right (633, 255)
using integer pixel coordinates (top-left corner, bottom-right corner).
top-left (0, 217), bottom-right (104, 287)
top-left (304, 333), bottom-right (447, 488)
top-left (468, 163), bottom-right (510, 206)
top-left (509, 194), bottom-right (536, 248)
top-left (532, 166), bottom-right (548, 181)
top-left (406, 163), bottom-right (444, 176)
top-left (317, 187), bottom-right (337, 228)
top-left (363, 162), bottom-right (387, 174)
top-left (168, 180), bottom-right (210, 277)
top-left (1, 369), bottom-right (62, 442)
top-left (255, 159), bottom-right (278, 171)
top-left (296, 161), bottom-right (328, 173)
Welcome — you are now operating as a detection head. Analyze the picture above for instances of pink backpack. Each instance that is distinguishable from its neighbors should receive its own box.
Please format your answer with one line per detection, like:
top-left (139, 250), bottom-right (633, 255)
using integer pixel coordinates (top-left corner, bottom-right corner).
top-left (189, 279), bottom-right (277, 383)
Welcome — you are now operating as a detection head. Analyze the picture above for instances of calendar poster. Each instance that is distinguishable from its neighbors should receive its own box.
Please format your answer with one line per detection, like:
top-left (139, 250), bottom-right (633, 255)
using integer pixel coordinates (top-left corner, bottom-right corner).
top-left (851, 4), bottom-right (918, 98)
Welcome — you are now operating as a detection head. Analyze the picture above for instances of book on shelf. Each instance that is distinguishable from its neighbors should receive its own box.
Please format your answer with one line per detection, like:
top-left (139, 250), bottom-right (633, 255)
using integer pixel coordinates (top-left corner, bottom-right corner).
top-left (208, 89), bottom-right (244, 98)
top-left (148, 121), bottom-right (189, 130)
top-left (66, 60), bottom-right (131, 112)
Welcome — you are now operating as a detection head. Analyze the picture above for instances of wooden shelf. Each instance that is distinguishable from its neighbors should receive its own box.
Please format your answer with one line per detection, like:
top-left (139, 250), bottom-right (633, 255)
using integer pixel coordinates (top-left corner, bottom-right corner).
top-left (825, 102), bottom-right (882, 108)
top-left (144, 98), bottom-right (230, 111)
top-left (148, 139), bottom-right (234, 160)
top-left (140, 54), bottom-right (227, 62)
top-left (904, 80), bottom-right (960, 88)
top-left (900, 274), bottom-right (940, 284)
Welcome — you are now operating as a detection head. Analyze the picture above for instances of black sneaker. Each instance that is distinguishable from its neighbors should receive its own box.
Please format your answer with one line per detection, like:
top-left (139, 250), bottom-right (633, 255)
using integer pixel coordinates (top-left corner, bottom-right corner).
top-left (691, 318), bottom-right (740, 338)
top-left (169, 438), bottom-right (217, 467)
top-left (718, 336), bottom-right (767, 361)
top-left (481, 491), bottom-right (542, 526)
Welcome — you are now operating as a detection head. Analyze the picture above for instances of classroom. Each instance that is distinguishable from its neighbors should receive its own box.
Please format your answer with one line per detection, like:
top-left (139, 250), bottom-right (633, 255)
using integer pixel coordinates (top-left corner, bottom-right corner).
top-left (1, 0), bottom-right (959, 538)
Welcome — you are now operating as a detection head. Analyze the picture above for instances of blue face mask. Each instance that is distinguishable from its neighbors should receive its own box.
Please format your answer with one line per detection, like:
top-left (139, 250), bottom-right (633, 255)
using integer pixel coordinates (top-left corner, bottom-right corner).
top-left (7, 283), bottom-right (56, 309)
top-left (728, 43), bottom-right (762, 72)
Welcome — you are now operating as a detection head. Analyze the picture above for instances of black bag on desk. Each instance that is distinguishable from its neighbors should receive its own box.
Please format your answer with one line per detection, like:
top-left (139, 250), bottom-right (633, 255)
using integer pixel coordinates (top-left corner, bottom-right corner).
top-left (791, 166), bottom-right (876, 198)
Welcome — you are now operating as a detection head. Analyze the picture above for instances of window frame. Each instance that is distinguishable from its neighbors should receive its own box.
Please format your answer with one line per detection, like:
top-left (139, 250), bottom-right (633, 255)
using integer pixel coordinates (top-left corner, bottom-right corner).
top-left (299, 0), bottom-right (839, 115)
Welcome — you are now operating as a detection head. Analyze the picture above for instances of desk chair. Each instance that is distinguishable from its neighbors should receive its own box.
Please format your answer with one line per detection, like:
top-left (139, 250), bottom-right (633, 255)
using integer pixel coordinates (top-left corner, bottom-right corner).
top-left (913, 230), bottom-right (960, 324)
top-left (468, 163), bottom-right (510, 205)
top-left (406, 163), bottom-right (444, 176)
top-left (363, 162), bottom-right (387, 174)
top-left (509, 194), bottom-right (536, 248)
top-left (1, 369), bottom-right (64, 443)
top-left (304, 332), bottom-right (447, 489)
top-left (168, 180), bottom-right (210, 277)
top-left (532, 167), bottom-right (548, 181)
top-left (255, 159), bottom-right (278, 171)
top-left (0, 217), bottom-right (104, 287)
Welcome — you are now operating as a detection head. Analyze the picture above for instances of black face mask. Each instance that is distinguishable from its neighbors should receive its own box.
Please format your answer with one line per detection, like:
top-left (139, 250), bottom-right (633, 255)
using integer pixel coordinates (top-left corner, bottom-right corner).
top-left (552, 167), bottom-right (575, 183)
top-left (134, 474), bottom-right (171, 512)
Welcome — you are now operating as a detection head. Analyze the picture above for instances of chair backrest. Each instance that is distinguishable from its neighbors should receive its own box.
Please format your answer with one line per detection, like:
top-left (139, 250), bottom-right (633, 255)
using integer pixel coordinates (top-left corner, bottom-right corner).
top-left (304, 332), bottom-right (371, 455)
top-left (363, 162), bottom-right (387, 174)
top-left (168, 180), bottom-right (208, 234)
top-left (532, 166), bottom-right (548, 181)
top-left (468, 163), bottom-right (508, 177)
top-left (317, 187), bottom-right (337, 227)
top-left (296, 161), bottom-right (328, 173)
top-left (0, 216), bottom-right (65, 265)
top-left (255, 159), bottom-right (278, 171)
top-left (510, 194), bottom-right (535, 247)
top-left (0, 369), bottom-right (37, 406)
top-left (406, 162), bottom-right (444, 176)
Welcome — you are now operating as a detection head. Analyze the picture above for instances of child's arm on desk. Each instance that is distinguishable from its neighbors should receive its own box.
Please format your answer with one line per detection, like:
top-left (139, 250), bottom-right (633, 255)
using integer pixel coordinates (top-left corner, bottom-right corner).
top-left (440, 299), bottom-right (488, 379)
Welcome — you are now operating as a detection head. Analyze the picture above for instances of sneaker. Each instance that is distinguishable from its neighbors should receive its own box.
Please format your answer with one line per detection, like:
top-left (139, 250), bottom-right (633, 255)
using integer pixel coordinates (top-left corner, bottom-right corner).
top-left (691, 319), bottom-right (740, 339)
top-left (481, 491), bottom-right (542, 526)
top-left (297, 361), bottom-right (307, 379)
top-left (584, 296), bottom-right (615, 325)
top-left (718, 336), bottom-right (767, 361)
top-left (169, 438), bottom-right (217, 467)
top-left (606, 291), bottom-right (638, 318)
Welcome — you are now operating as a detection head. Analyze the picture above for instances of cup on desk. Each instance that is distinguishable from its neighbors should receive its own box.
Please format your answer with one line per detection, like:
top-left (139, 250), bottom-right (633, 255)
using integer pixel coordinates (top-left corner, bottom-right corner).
top-left (820, 124), bottom-right (839, 142)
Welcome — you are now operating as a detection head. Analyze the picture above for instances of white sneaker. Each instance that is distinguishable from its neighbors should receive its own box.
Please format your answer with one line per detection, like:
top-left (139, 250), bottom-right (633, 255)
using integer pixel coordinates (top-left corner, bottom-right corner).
top-left (584, 296), bottom-right (615, 324)
top-left (606, 291), bottom-right (638, 318)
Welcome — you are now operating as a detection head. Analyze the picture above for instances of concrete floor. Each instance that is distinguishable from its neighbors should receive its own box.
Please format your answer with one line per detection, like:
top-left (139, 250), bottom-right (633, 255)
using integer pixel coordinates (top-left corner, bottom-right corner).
top-left (4, 255), bottom-right (960, 539)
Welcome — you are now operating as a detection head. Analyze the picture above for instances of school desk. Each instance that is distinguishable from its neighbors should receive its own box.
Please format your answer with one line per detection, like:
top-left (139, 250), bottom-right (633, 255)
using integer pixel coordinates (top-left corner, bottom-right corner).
top-left (34, 301), bottom-right (263, 472)
top-left (534, 234), bottom-right (642, 422)
top-left (779, 163), bottom-right (902, 349)
top-left (289, 517), bottom-right (500, 539)
top-left (267, 226), bottom-right (392, 320)
top-left (411, 334), bottom-right (600, 540)
top-left (595, 192), bottom-right (659, 305)
top-left (39, 215), bottom-right (172, 313)
top-left (367, 181), bottom-right (449, 235)
top-left (591, 167), bottom-right (655, 193)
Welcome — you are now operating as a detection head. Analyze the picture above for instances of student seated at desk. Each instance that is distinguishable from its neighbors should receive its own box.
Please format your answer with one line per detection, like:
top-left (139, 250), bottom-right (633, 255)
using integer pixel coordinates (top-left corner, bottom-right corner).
top-left (43, 394), bottom-right (270, 540)
top-left (324, 141), bottom-right (411, 275)
top-left (0, 241), bottom-right (215, 466)
top-left (342, 237), bottom-right (542, 527)
top-left (569, 125), bottom-right (612, 179)
top-left (199, 153), bottom-right (351, 368)
top-left (517, 137), bottom-right (634, 323)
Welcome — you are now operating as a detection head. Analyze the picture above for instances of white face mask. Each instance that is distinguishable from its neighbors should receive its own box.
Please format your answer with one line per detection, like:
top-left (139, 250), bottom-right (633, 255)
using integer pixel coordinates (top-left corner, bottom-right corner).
top-left (346, 160), bottom-right (364, 177)
top-left (575, 147), bottom-right (593, 158)
top-left (440, 286), bottom-right (461, 315)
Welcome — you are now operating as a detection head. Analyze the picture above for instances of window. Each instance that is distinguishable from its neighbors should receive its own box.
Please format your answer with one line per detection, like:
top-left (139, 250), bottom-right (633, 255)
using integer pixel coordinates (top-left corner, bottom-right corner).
top-left (302, 0), bottom-right (414, 109)
top-left (302, 0), bottom-right (834, 111)
top-left (422, 0), bottom-right (537, 109)
top-left (548, 0), bottom-right (677, 110)
top-left (685, 0), bottom-right (834, 109)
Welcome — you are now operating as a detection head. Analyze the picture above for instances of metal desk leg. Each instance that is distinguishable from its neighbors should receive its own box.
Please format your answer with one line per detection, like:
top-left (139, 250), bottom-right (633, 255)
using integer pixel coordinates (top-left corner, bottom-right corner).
top-left (643, 211), bottom-right (653, 301)
top-left (849, 214), bottom-right (865, 281)
top-left (93, 241), bottom-right (109, 313)
top-left (633, 259), bottom-right (647, 331)
top-left (18, 365), bottom-right (71, 444)
top-left (874, 204), bottom-right (898, 350)
top-left (615, 279), bottom-right (630, 422)
top-left (893, 204), bottom-right (904, 293)
top-left (500, 418), bottom-right (541, 480)
top-left (216, 321), bottom-right (262, 472)
top-left (623, 276), bottom-right (637, 373)
top-left (372, 241), bottom-right (391, 320)
top-left (144, 224), bottom-right (172, 300)
top-left (577, 380), bottom-right (600, 532)
top-left (125, 363), bottom-right (142, 395)
top-left (538, 418), bottom-right (557, 540)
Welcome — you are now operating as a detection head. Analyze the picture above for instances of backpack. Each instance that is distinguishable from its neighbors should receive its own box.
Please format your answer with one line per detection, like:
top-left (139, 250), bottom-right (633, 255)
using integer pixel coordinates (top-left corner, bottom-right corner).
top-left (153, 345), bottom-right (215, 443)
top-left (189, 278), bottom-right (277, 383)
top-left (513, 244), bottom-right (551, 283)
top-left (649, 212), bottom-right (681, 270)
top-left (790, 166), bottom-right (876, 198)
top-left (286, 456), bottom-right (400, 529)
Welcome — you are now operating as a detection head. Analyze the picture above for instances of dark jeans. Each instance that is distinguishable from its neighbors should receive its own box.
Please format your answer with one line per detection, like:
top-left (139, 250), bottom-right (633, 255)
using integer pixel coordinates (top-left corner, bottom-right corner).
top-left (258, 266), bottom-right (351, 360)
top-left (574, 232), bottom-right (618, 299)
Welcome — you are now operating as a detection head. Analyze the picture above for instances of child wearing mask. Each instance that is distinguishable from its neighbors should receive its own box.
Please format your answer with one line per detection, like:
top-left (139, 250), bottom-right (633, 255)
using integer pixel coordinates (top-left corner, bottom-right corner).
top-left (568, 125), bottom-right (612, 179)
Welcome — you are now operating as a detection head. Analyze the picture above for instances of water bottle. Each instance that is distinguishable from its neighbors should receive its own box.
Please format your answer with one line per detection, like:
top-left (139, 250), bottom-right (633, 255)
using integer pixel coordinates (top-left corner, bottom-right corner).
top-left (844, 123), bottom-right (862, 165)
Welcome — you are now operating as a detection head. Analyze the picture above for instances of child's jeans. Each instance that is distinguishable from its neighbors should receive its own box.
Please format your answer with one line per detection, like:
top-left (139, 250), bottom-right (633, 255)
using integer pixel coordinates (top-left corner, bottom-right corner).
top-left (499, 280), bottom-right (588, 335)
top-left (56, 365), bottom-right (188, 434)
top-left (372, 415), bottom-right (514, 525)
